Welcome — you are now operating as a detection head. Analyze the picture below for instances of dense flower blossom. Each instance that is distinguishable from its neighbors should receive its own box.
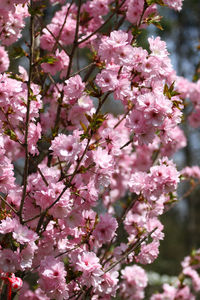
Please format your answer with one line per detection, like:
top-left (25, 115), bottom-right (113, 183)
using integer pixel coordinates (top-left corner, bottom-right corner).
top-left (93, 213), bottom-right (118, 243)
top-left (1, 0), bottom-right (200, 299)
top-left (50, 132), bottom-right (81, 162)
top-left (41, 49), bottom-right (69, 76)
top-left (63, 75), bottom-right (85, 103)
top-left (76, 251), bottom-right (103, 288)
top-left (38, 256), bottom-right (68, 299)
top-left (121, 265), bottom-right (148, 299)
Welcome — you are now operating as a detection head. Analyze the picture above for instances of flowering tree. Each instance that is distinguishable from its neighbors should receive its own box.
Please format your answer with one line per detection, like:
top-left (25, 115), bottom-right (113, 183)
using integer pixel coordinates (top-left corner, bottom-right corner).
top-left (0, 0), bottom-right (200, 299)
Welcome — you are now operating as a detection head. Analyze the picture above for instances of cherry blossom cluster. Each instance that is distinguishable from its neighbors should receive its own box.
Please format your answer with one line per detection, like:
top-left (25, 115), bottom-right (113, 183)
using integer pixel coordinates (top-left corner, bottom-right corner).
top-left (0, 1), bottom-right (28, 46)
top-left (1, 0), bottom-right (200, 299)
top-left (150, 248), bottom-right (200, 299)
top-left (176, 77), bottom-right (200, 128)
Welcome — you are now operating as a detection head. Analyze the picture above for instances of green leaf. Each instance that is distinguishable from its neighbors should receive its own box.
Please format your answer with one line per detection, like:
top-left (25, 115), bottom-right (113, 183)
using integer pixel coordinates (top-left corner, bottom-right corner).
top-left (80, 121), bottom-right (87, 133)
top-left (131, 27), bottom-right (142, 37)
top-left (39, 56), bottom-right (57, 65)
top-left (145, 13), bottom-right (163, 30)
top-left (4, 128), bottom-right (18, 141)
top-left (146, 0), bottom-right (165, 6)
top-left (10, 46), bottom-right (27, 59)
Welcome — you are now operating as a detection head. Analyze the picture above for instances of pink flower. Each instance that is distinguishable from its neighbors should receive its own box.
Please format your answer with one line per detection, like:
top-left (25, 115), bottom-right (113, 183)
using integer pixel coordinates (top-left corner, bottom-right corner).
top-left (0, 217), bottom-right (18, 234)
top-left (121, 265), bottom-right (148, 288)
top-left (98, 30), bottom-right (129, 62)
top-left (163, 0), bottom-right (183, 11)
top-left (0, 249), bottom-right (19, 273)
top-left (27, 122), bottom-right (41, 156)
top-left (188, 109), bottom-right (200, 128)
top-left (41, 49), bottom-right (69, 76)
top-left (88, 0), bottom-right (109, 18)
top-left (148, 36), bottom-right (169, 58)
top-left (76, 251), bottom-right (103, 288)
top-left (183, 266), bottom-right (200, 291)
top-left (64, 75), bottom-right (85, 102)
top-left (50, 133), bottom-right (80, 162)
top-left (136, 241), bottom-right (159, 264)
top-left (0, 46), bottom-right (9, 72)
top-left (13, 224), bottom-right (38, 244)
top-left (39, 256), bottom-right (68, 299)
top-left (181, 166), bottom-right (200, 180)
top-left (128, 171), bottom-right (148, 195)
top-left (150, 283), bottom-right (177, 300)
top-left (100, 271), bottom-right (119, 297)
top-left (96, 69), bottom-right (119, 92)
top-left (126, 109), bottom-right (147, 134)
top-left (175, 286), bottom-right (195, 300)
top-left (126, 0), bottom-right (144, 25)
top-left (93, 147), bottom-right (113, 169)
top-left (121, 265), bottom-right (148, 300)
top-left (93, 213), bottom-right (118, 243)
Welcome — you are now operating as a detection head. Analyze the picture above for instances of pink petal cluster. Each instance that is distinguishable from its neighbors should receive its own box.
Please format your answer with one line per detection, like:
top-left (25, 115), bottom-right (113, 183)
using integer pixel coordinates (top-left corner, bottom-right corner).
top-left (121, 265), bottom-right (148, 300)
top-left (38, 256), bottom-right (68, 299)
top-left (1, 0), bottom-right (199, 299)
top-left (76, 251), bottom-right (103, 288)
top-left (93, 213), bottom-right (118, 244)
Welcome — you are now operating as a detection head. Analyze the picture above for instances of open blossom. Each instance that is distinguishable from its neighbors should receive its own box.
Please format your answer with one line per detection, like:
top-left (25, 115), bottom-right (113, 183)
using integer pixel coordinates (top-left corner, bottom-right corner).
top-left (41, 49), bottom-right (69, 76)
top-left (136, 241), bottom-right (160, 264)
top-left (181, 165), bottom-right (200, 180)
top-left (129, 158), bottom-right (179, 200)
top-left (121, 265), bottom-right (148, 300)
top-left (64, 75), bottom-right (85, 102)
top-left (98, 30), bottom-right (129, 62)
top-left (150, 283), bottom-right (177, 300)
top-left (0, 217), bottom-right (38, 245)
top-left (96, 69), bottom-right (119, 92)
top-left (50, 133), bottom-right (80, 162)
top-left (126, 0), bottom-right (144, 25)
top-left (39, 256), bottom-right (68, 299)
top-left (93, 213), bottom-right (118, 243)
top-left (93, 147), bottom-right (113, 169)
top-left (97, 270), bottom-right (119, 297)
top-left (12, 224), bottom-right (38, 244)
top-left (0, 217), bottom-right (18, 234)
top-left (0, 249), bottom-right (20, 273)
top-left (76, 251), bottom-right (103, 288)
top-left (148, 36), bottom-right (169, 58)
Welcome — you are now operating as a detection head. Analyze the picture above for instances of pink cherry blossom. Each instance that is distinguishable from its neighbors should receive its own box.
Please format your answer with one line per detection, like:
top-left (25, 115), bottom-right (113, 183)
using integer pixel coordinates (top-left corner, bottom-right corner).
top-left (93, 213), bottom-right (118, 243)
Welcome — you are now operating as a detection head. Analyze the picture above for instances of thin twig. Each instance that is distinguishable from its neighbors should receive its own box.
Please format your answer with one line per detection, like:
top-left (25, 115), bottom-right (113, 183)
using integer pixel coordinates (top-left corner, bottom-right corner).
top-left (77, 0), bottom-right (127, 45)
top-left (37, 167), bottom-right (49, 186)
top-left (104, 228), bottom-right (157, 273)
top-left (71, 62), bottom-right (96, 78)
top-left (52, 0), bottom-right (82, 141)
top-left (0, 194), bottom-right (18, 215)
top-left (51, 0), bottom-right (74, 53)
top-left (19, 0), bottom-right (35, 223)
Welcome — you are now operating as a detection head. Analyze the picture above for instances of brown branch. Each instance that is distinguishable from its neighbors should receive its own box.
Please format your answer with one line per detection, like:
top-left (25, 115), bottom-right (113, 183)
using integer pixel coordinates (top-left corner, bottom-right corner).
top-left (77, 0), bottom-right (127, 45)
top-left (19, 0), bottom-right (35, 223)
top-left (0, 194), bottom-right (18, 215)
top-left (104, 227), bottom-right (157, 273)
